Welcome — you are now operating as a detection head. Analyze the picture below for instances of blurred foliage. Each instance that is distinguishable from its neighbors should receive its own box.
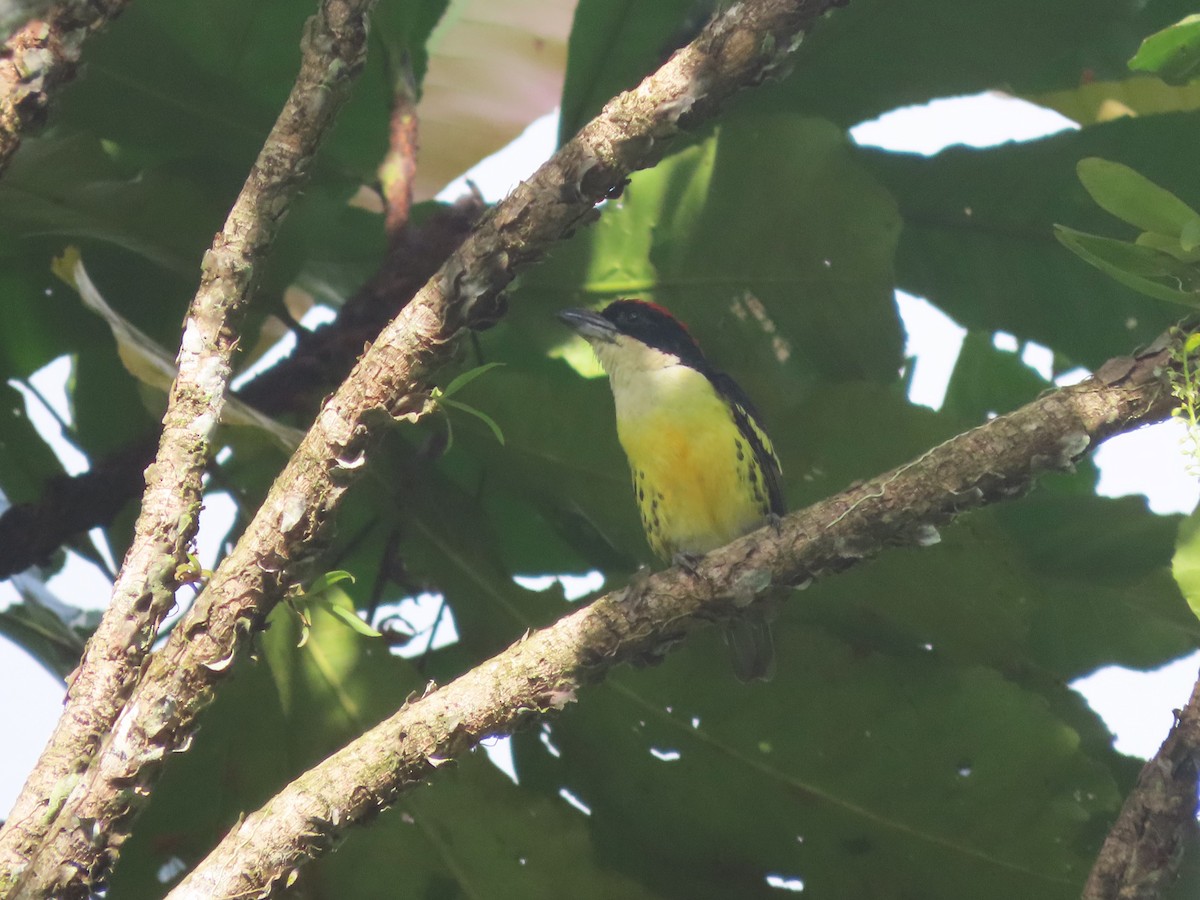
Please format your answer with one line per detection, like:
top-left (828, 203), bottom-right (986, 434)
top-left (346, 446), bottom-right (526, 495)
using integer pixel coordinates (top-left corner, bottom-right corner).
top-left (1, 0), bottom-right (1199, 897)
top-left (1056, 156), bottom-right (1200, 308)
top-left (1130, 14), bottom-right (1200, 85)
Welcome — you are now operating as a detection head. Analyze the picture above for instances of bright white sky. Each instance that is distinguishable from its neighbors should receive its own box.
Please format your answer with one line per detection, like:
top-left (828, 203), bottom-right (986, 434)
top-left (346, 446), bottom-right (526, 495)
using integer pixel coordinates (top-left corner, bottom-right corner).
top-left (2, 92), bottom-right (1198, 817)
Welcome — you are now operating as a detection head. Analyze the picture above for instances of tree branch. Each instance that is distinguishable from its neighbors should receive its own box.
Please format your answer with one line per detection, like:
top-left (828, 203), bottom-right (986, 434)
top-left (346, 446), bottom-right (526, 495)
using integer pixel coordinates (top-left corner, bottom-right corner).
top-left (0, 0), bottom-right (131, 175)
top-left (0, 195), bottom-right (483, 582)
top-left (167, 334), bottom-right (1181, 899)
top-left (1083, 665), bottom-right (1200, 900)
top-left (380, 56), bottom-right (419, 238)
top-left (0, 0), bottom-right (378, 894)
top-left (0, 437), bottom-right (154, 579)
top-left (3, 1), bottom-right (843, 895)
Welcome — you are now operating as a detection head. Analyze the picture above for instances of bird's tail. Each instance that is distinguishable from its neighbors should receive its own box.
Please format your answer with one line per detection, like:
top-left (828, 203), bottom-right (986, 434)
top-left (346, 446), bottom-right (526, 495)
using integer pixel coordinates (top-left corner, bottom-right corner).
top-left (723, 608), bottom-right (775, 682)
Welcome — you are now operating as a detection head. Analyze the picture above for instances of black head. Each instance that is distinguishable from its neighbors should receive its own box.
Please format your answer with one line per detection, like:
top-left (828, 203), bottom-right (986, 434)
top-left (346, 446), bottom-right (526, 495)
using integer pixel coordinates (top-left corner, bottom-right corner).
top-left (600, 299), bottom-right (706, 367)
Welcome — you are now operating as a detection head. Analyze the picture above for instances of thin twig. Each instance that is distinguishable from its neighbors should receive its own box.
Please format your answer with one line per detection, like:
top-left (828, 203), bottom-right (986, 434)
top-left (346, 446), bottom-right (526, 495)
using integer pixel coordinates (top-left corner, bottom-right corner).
top-left (0, 0), bottom-right (379, 894)
top-left (168, 334), bottom-right (1181, 900)
top-left (381, 53), bottom-right (419, 238)
top-left (6, 2), bottom-right (842, 895)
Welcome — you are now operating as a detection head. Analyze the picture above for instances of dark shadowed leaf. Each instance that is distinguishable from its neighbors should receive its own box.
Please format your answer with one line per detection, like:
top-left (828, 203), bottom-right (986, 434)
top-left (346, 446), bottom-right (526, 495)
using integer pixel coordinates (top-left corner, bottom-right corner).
top-left (860, 113), bottom-right (1200, 366)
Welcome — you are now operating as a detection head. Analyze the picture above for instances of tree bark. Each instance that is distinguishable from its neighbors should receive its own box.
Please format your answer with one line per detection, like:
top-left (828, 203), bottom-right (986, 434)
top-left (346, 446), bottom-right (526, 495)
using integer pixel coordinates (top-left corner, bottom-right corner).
top-left (1083, 667), bottom-right (1200, 900)
top-left (0, 0), bottom-right (378, 892)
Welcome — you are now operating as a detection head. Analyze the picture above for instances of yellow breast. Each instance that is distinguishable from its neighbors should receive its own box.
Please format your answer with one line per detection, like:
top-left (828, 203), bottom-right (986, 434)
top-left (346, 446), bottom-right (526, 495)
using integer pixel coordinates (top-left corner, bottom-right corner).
top-left (613, 364), bottom-right (772, 559)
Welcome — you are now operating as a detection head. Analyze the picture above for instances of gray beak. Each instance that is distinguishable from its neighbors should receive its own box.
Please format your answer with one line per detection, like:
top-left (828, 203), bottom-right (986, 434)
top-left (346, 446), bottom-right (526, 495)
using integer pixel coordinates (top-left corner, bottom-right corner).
top-left (558, 308), bottom-right (618, 343)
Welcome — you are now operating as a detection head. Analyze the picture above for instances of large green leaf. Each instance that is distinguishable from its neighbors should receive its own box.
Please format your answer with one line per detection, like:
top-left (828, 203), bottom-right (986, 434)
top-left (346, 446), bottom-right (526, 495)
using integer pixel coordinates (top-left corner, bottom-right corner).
top-left (0, 134), bottom-right (226, 276)
top-left (557, 0), bottom-right (1198, 140)
top-left (1173, 501), bottom-right (1200, 620)
top-left (860, 113), bottom-right (1200, 367)
top-left (516, 639), bottom-right (1117, 899)
top-left (1076, 156), bottom-right (1200, 237)
top-left (558, 0), bottom-right (710, 145)
top-left (53, 0), bottom-right (442, 178)
top-left (0, 578), bottom-right (92, 681)
top-left (517, 111), bottom-right (904, 384)
top-left (51, 0), bottom-right (556, 201)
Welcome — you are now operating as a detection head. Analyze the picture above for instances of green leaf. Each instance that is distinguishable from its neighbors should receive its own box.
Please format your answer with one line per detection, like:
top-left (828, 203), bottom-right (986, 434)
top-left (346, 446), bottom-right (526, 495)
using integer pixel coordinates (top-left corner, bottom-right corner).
top-left (0, 604), bottom-right (81, 682)
top-left (314, 587), bottom-right (383, 639)
top-left (0, 134), bottom-right (228, 275)
top-left (1183, 217), bottom-right (1200, 253)
top-left (299, 572), bottom-right (382, 640)
top-left (1054, 224), bottom-right (1200, 308)
top-left (1076, 157), bottom-right (1200, 237)
top-left (559, 0), bottom-right (1182, 139)
top-left (859, 112), bottom-right (1200, 367)
top-left (1129, 14), bottom-right (1200, 85)
top-left (522, 112), bottom-right (904, 384)
top-left (304, 569), bottom-right (356, 596)
top-left (441, 397), bottom-right (506, 445)
top-left (558, 0), bottom-right (708, 144)
top-left (941, 331), bottom-right (1061, 427)
top-left (1173, 501), bottom-right (1200, 621)
top-left (1135, 231), bottom-right (1200, 263)
top-left (517, 648), bottom-right (1114, 899)
top-left (442, 361), bottom-right (506, 398)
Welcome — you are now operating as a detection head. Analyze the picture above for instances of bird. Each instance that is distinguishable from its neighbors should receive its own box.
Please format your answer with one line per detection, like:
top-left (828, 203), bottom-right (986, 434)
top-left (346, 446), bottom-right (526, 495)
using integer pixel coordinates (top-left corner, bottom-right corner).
top-left (558, 299), bottom-right (785, 681)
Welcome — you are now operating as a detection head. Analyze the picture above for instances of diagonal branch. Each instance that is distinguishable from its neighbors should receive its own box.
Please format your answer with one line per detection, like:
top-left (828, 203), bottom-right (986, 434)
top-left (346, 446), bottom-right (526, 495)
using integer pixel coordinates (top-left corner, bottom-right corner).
top-left (6, 1), bottom-right (844, 896)
top-left (167, 334), bottom-right (1182, 900)
top-left (0, 0), bottom-right (378, 893)
top-left (1083, 664), bottom-right (1200, 900)
top-left (0, 0), bottom-right (131, 174)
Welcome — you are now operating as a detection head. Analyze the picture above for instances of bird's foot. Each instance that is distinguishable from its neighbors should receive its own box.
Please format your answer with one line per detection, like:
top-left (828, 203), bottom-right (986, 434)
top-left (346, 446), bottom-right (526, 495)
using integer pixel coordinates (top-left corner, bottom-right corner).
top-left (671, 551), bottom-right (705, 578)
top-left (621, 564), bottom-right (654, 603)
